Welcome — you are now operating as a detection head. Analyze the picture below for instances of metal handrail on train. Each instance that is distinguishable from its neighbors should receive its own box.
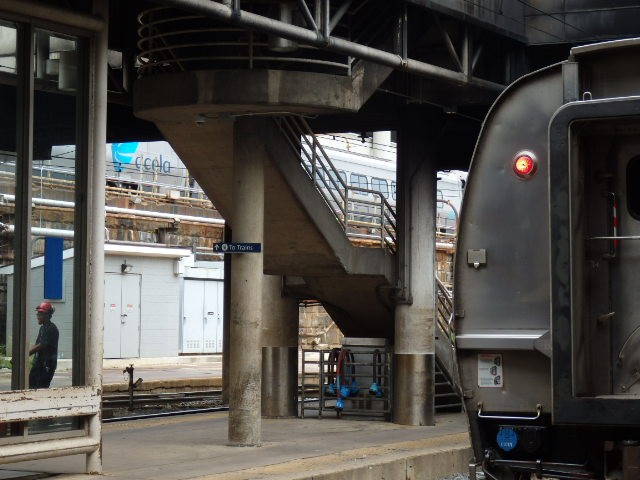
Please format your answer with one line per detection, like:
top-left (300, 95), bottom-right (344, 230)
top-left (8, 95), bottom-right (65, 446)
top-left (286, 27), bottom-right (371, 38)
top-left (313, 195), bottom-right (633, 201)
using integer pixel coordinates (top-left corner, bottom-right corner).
top-left (137, 6), bottom-right (351, 76)
top-left (274, 115), bottom-right (397, 252)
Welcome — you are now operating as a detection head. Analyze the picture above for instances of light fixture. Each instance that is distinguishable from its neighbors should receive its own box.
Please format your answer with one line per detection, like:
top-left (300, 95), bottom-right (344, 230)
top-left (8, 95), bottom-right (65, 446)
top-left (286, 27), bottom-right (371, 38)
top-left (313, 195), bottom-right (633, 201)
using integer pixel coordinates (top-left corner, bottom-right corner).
top-left (512, 150), bottom-right (538, 179)
top-left (121, 262), bottom-right (133, 274)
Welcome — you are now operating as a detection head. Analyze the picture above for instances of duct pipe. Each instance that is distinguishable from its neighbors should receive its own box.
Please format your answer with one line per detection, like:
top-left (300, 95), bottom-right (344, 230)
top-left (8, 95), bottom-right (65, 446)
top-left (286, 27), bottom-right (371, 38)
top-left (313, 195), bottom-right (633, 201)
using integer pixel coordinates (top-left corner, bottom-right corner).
top-left (0, 194), bottom-right (225, 225)
top-left (151, 0), bottom-right (503, 90)
top-left (0, 225), bottom-right (74, 239)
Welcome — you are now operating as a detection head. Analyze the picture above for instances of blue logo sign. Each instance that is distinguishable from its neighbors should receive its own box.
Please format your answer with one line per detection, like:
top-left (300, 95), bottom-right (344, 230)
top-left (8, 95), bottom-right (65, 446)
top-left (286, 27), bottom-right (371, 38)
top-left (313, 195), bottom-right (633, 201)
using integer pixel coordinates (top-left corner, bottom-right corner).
top-left (497, 427), bottom-right (518, 452)
top-left (111, 142), bottom-right (139, 173)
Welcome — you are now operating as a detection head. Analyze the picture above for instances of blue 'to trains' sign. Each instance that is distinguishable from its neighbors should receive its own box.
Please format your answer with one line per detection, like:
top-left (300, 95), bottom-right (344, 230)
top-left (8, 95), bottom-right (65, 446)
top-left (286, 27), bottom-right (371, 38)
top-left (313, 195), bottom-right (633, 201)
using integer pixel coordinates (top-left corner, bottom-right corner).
top-left (213, 243), bottom-right (262, 254)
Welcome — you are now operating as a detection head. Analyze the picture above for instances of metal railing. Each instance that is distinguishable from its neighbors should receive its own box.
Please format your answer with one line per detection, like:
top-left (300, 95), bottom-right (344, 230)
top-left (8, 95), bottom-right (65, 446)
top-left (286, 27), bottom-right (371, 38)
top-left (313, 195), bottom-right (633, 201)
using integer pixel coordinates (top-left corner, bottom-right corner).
top-left (435, 277), bottom-right (462, 397)
top-left (274, 115), bottom-right (397, 252)
top-left (137, 6), bottom-right (352, 77)
top-left (436, 277), bottom-right (454, 345)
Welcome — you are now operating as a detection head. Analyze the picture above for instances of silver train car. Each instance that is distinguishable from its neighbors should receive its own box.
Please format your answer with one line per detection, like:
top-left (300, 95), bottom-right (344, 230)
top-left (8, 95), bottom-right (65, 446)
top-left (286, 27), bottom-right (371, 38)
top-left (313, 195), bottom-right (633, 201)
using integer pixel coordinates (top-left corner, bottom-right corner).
top-left (455, 38), bottom-right (640, 479)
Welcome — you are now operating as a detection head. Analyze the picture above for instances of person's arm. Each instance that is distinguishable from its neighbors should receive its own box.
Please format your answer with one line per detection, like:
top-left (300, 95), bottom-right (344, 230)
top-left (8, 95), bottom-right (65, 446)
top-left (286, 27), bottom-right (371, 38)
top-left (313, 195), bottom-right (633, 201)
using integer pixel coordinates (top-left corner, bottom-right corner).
top-left (29, 343), bottom-right (44, 355)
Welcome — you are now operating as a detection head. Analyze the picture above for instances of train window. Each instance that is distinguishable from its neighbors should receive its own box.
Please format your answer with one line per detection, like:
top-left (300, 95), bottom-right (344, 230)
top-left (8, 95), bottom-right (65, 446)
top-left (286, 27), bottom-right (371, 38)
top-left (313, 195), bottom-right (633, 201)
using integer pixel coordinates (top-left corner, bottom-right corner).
top-left (391, 181), bottom-right (396, 200)
top-left (627, 156), bottom-right (640, 220)
top-left (371, 177), bottom-right (389, 198)
top-left (350, 173), bottom-right (368, 191)
top-left (328, 170), bottom-right (346, 189)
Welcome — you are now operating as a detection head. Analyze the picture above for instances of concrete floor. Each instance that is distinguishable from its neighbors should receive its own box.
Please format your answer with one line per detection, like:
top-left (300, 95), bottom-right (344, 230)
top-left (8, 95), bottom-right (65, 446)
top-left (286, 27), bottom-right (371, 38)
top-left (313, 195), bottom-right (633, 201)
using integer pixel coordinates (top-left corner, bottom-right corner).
top-left (0, 358), bottom-right (472, 479)
top-left (1, 412), bottom-right (471, 480)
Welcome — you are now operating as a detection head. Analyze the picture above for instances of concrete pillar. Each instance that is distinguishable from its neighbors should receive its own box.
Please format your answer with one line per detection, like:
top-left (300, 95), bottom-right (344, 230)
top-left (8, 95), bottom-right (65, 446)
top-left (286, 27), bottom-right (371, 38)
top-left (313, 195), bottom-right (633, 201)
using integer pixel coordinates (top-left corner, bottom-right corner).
top-left (222, 225), bottom-right (231, 405)
top-left (261, 274), bottom-right (298, 418)
top-left (393, 107), bottom-right (439, 426)
top-left (228, 118), bottom-right (265, 446)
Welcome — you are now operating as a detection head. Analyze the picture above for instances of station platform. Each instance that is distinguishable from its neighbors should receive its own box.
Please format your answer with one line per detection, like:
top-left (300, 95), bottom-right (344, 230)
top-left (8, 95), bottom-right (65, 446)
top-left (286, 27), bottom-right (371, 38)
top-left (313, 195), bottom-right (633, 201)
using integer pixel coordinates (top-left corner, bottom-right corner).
top-left (0, 357), bottom-right (473, 480)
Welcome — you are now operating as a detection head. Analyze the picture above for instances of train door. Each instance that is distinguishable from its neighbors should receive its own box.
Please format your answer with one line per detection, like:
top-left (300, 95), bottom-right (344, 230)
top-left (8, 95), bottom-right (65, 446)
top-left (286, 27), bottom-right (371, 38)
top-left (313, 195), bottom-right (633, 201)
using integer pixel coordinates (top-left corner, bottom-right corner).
top-left (609, 140), bottom-right (640, 395)
top-left (550, 100), bottom-right (640, 426)
top-left (104, 273), bottom-right (141, 358)
top-left (579, 132), bottom-right (640, 396)
top-left (182, 279), bottom-right (223, 353)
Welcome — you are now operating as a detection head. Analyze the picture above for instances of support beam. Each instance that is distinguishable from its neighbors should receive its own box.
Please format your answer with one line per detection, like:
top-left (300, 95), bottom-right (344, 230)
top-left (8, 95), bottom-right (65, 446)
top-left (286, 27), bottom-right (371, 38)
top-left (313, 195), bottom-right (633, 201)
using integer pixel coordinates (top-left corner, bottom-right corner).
top-left (393, 107), bottom-right (439, 426)
top-left (151, 0), bottom-right (504, 91)
top-left (228, 118), bottom-right (266, 446)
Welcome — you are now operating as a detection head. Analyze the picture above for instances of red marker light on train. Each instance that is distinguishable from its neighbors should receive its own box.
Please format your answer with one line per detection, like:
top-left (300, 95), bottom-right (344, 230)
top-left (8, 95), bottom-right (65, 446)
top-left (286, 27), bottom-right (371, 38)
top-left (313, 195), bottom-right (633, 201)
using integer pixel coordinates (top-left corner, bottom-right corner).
top-left (512, 151), bottom-right (537, 179)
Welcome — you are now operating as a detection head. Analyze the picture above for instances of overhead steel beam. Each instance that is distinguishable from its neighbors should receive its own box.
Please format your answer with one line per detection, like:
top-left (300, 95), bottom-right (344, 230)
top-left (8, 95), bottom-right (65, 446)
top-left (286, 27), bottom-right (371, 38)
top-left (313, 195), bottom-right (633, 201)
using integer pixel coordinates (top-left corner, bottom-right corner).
top-left (150, 0), bottom-right (504, 91)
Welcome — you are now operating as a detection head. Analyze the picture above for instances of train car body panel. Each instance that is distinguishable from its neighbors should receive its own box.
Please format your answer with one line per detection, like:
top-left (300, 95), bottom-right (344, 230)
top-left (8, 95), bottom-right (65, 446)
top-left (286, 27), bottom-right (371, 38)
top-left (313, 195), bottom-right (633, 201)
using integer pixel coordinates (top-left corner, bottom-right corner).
top-left (455, 38), bottom-right (640, 479)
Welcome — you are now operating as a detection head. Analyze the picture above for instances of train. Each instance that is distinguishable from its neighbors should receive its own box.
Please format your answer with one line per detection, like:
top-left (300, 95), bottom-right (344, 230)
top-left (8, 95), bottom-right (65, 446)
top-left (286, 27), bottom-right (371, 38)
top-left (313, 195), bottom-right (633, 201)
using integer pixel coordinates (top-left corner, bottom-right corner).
top-left (52, 133), bottom-right (465, 234)
top-left (304, 132), bottom-right (466, 235)
top-left (454, 38), bottom-right (640, 479)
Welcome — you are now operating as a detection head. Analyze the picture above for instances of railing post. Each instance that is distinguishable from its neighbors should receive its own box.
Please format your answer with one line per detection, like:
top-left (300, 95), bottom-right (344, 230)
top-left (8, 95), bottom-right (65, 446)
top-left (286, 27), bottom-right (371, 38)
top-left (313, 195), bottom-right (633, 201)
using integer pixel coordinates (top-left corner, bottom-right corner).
top-left (343, 190), bottom-right (349, 232)
top-left (380, 203), bottom-right (385, 248)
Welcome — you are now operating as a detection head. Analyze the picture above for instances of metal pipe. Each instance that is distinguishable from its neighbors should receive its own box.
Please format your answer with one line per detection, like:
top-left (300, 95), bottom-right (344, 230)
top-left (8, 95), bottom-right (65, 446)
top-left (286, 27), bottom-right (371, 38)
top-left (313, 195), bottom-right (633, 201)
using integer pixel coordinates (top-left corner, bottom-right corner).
top-left (87, 1), bottom-right (108, 472)
top-left (105, 205), bottom-right (224, 225)
top-left (296, 0), bottom-right (317, 31)
top-left (0, 194), bottom-right (225, 225)
top-left (1, 225), bottom-right (74, 238)
top-left (328, 0), bottom-right (352, 34)
top-left (0, 0), bottom-right (104, 32)
top-left (150, 0), bottom-right (503, 89)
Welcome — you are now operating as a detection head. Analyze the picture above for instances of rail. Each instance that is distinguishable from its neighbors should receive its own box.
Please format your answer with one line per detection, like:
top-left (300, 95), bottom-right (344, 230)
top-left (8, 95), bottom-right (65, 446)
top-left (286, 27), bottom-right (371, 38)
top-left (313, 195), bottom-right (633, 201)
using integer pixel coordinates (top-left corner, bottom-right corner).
top-left (436, 277), bottom-right (455, 345)
top-left (137, 6), bottom-right (352, 77)
top-left (435, 277), bottom-right (462, 398)
top-left (274, 115), bottom-right (397, 252)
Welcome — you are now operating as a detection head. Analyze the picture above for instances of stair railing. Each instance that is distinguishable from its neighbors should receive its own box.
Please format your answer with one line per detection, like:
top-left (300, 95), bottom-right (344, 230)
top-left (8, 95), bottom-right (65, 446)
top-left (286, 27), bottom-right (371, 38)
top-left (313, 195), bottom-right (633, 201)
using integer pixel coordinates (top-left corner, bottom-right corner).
top-left (435, 277), bottom-right (463, 397)
top-left (436, 277), bottom-right (455, 345)
top-left (274, 115), bottom-right (397, 253)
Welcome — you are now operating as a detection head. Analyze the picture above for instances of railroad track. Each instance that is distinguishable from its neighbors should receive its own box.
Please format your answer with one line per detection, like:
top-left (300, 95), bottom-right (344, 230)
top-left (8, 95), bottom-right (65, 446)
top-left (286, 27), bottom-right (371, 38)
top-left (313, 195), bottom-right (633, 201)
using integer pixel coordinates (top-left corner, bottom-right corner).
top-left (102, 389), bottom-right (226, 423)
top-left (102, 387), bottom-right (320, 423)
top-left (103, 389), bottom-right (223, 409)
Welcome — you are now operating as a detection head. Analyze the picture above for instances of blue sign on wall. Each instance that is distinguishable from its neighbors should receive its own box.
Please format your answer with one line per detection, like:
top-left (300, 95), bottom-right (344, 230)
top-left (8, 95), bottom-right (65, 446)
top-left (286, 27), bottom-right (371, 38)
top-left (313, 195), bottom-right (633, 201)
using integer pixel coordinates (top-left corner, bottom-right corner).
top-left (44, 237), bottom-right (63, 300)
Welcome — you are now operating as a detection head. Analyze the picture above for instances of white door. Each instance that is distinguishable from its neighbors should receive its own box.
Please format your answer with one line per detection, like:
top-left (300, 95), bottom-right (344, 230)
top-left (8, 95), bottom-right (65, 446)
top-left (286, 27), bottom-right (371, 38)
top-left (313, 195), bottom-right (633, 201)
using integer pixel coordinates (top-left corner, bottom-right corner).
top-left (183, 280), bottom-right (224, 353)
top-left (182, 280), bottom-right (205, 353)
top-left (104, 273), bottom-right (141, 358)
top-left (203, 281), bottom-right (223, 353)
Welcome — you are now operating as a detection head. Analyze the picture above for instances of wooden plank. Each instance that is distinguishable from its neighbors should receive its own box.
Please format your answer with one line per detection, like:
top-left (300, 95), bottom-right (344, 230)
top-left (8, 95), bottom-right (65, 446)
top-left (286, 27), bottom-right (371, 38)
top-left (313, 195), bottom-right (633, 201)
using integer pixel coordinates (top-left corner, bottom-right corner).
top-left (0, 386), bottom-right (100, 422)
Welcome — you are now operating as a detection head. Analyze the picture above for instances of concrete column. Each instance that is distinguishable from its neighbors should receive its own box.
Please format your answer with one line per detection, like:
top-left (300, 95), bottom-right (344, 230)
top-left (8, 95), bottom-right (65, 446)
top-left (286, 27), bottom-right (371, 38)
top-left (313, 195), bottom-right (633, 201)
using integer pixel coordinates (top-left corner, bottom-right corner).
top-left (228, 118), bottom-right (265, 446)
top-left (222, 225), bottom-right (231, 405)
top-left (393, 107), bottom-right (439, 426)
top-left (261, 274), bottom-right (298, 418)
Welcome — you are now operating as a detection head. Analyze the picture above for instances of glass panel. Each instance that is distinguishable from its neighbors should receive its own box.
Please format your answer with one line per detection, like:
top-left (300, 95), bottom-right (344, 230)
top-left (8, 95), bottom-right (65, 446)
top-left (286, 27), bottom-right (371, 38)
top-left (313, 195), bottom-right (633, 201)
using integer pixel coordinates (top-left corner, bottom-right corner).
top-left (371, 177), bottom-right (389, 198)
top-left (350, 173), bottom-right (367, 189)
top-left (27, 29), bottom-right (83, 435)
top-left (626, 156), bottom-right (640, 220)
top-left (328, 170), bottom-right (345, 190)
top-left (0, 23), bottom-right (17, 394)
